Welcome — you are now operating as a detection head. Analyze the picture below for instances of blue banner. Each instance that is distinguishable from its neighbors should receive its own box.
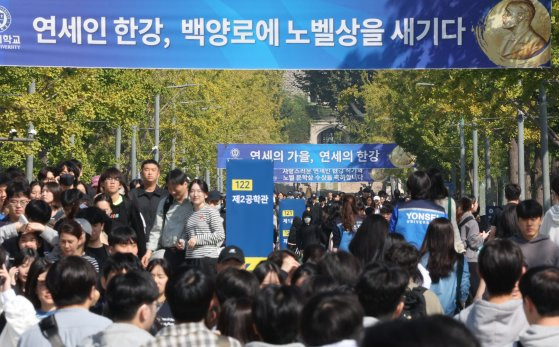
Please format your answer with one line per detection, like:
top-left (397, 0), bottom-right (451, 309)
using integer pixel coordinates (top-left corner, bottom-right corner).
top-left (218, 144), bottom-right (405, 169)
top-left (278, 199), bottom-right (306, 249)
top-left (0, 0), bottom-right (551, 69)
top-left (226, 159), bottom-right (274, 270)
top-left (275, 168), bottom-right (374, 183)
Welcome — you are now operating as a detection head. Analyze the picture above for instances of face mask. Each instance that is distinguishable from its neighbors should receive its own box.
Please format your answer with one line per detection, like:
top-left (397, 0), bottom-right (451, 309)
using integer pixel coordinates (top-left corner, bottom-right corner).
top-left (304, 217), bottom-right (311, 224)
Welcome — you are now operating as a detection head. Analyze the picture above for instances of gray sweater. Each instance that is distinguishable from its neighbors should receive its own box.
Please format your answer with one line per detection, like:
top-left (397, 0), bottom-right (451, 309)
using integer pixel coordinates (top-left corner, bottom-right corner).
top-left (512, 234), bottom-right (559, 269)
top-left (455, 299), bottom-right (528, 347)
top-left (459, 212), bottom-right (484, 263)
top-left (518, 325), bottom-right (559, 347)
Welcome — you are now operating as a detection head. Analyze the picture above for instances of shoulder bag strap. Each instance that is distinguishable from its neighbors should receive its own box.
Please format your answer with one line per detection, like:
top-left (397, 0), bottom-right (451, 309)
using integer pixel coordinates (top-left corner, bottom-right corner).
top-left (39, 315), bottom-right (66, 347)
top-left (447, 197), bottom-right (452, 220)
top-left (455, 254), bottom-right (464, 309)
top-left (458, 216), bottom-right (475, 230)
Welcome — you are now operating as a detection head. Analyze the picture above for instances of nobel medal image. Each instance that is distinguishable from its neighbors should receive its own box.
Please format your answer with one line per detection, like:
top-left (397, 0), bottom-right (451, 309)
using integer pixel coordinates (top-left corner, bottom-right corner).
top-left (389, 146), bottom-right (415, 169)
top-left (475, 0), bottom-right (551, 67)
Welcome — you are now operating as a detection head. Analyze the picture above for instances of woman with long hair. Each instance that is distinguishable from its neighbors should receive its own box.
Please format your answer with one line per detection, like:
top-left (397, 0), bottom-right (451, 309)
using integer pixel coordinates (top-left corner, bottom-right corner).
top-left (41, 182), bottom-right (63, 226)
top-left (335, 194), bottom-right (364, 251)
top-left (427, 168), bottom-right (465, 254)
top-left (348, 214), bottom-right (387, 266)
top-left (24, 258), bottom-right (55, 319)
top-left (420, 218), bottom-right (470, 315)
top-left (457, 196), bottom-right (488, 297)
top-left (147, 258), bottom-right (174, 333)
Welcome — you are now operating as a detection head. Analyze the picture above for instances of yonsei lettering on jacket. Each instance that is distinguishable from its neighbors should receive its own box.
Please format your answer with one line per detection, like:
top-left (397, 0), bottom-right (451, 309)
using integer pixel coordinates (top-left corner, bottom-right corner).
top-left (402, 210), bottom-right (441, 224)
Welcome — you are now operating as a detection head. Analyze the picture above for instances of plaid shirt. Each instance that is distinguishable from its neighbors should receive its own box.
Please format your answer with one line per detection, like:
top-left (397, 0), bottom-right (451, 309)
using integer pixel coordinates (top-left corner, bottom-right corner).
top-left (142, 321), bottom-right (241, 347)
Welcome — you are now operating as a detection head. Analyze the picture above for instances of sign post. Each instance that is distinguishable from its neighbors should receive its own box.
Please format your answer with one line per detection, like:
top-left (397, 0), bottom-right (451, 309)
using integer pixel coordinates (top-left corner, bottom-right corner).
top-left (278, 199), bottom-right (307, 250)
top-left (226, 159), bottom-right (274, 270)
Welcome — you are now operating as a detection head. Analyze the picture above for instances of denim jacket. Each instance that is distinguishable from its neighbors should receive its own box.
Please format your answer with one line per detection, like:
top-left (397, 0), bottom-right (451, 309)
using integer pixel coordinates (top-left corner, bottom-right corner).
top-left (420, 252), bottom-right (470, 315)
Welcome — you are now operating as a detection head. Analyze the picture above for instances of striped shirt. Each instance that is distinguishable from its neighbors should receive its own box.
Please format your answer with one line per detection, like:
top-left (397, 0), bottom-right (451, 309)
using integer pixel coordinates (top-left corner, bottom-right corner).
top-left (183, 205), bottom-right (224, 259)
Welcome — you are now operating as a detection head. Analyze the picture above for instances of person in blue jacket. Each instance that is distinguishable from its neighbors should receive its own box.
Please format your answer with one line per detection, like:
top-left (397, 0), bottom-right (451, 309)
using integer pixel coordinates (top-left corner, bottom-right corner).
top-left (389, 171), bottom-right (447, 248)
top-left (420, 218), bottom-right (470, 315)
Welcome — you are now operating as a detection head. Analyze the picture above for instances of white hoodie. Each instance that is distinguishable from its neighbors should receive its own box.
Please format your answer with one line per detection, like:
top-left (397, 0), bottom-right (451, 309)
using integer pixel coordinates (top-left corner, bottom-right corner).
top-left (540, 205), bottom-right (559, 246)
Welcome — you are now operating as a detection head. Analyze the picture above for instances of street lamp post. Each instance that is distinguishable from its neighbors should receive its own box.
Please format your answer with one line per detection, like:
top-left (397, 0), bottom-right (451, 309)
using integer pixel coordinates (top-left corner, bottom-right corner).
top-left (518, 110), bottom-right (525, 200)
top-left (473, 127), bottom-right (479, 200)
top-left (459, 117), bottom-right (466, 197)
top-left (154, 94), bottom-right (160, 163)
top-left (26, 80), bottom-right (36, 182)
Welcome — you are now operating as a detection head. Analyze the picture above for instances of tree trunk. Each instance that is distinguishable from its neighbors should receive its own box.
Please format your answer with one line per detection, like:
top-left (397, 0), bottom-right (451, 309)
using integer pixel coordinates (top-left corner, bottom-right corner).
top-left (525, 144), bottom-right (532, 200)
top-left (509, 138), bottom-right (519, 184)
top-left (533, 145), bottom-right (543, 204)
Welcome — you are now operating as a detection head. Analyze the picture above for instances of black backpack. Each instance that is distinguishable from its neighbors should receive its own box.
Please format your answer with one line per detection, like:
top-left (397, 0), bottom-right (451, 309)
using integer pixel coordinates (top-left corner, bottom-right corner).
top-left (401, 286), bottom-right (427, 320)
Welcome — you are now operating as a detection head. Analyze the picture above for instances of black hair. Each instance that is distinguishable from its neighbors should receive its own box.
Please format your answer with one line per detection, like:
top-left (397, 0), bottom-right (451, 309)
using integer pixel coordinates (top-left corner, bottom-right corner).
top-left (290, 262), bottom-right (318, 287)
top-left (42, 182), bottom-right (62, 209)
top-left (427, 168), bottom-right (449, 200)
top-left (165, 169), bottom-right (188, 186)
top-left (253, 285), bottom-right (304, 344)
top-left (215, 268), bottom-right (259, 305)
top-left (505, 183), bottom-right (521, 201)
top-left (13, 248), bottom-right (38, 267)
top-left (459, 196), bottom-right (473, 214)
top-left (25, 200), bottom-right (52, 224)
top-left (101, 252), bottom-right (143, 280)
top-left (420, 218), bottom-right (457, 283)
top-left (348, 214), bottom-right (388, 266)
top-left (128, 179), bottom-right (143, 191)
top-left (147, 258), bottom-right (173, 278)
top-left (105, 270), bottom-right (159, 322)
top-left (60, 189), bottom-right (86, 218)
top-left (316, 251), bottom-right (362, 287)
top-left (356, 262), bottom-right (408, 319)
top-left (407, 171), bottom-right (431, 200)
top-left (75, 206), bottom-right (111, 229)
top-left (385, 241), bottom-right (424, 285)
top-left (552, 176), bottom-right (559, 195)
top-left (24, 258), bottom-right (52, 309)
top-left (37, 167), bottom-right (55, 182)
top-left (253, 261), bottom-right (284, 286)
top-left (516, 199), bottom-right (543, 219)
top-left (362, 315), bottom-right (480, 347)
top-left (188, 178), bottom-right (209, 194)
top-left (93, 193), bottom-right (112, 205)
top-left (302, 244), bottom-right (326, 264)
top-left (56, 160), bottom-right (80, 178)
top-left (30, 180), bottom-right (42, 194)
top-left (4, 167), bottom-right (26, 181)
top-left (300, 274), bottom-right (345, 299)
top-left (141, 159), bottom-right (160, 170)
top-left (495, 203), bottom-right (521, 239)
top-left (166, 267), bottom-right (215, 323)
top-left (68, 159), bottom-right (83, 171)
top-left (108, 226), bottom-right (138, 246)
top-left (55, 218), bottom-right (84, 240)
top-left (478, 239), bottom-right (524, 296)
top-left (98, 167), bottom-right (127, 195)
top-left (46, 256), bottom-right (97, 307)
top-left (217, 297), bottom-right (258, 345)
top-left (380, 203), bottom-right (394, 215)
top-left (267, 249), bottom-right (299, 269)
top-left (6, 181), bottom-right (30, 199)
top-left (519, 266), bottom-right (559, 317)
top-left (300, 291), bottom-right (363, 346)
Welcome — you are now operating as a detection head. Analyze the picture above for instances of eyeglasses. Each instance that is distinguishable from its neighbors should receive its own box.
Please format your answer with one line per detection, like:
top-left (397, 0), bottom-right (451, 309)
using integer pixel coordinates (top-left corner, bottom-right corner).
top-left (9, 199), bottom-right (29, 207)
top-left (105, 177), bottom-right (120, 182)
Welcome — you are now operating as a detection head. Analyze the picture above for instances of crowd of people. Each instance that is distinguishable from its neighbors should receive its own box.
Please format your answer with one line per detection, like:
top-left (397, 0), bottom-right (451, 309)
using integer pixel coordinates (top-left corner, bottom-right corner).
top-left (1, 160), bottom-right (559, 346)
